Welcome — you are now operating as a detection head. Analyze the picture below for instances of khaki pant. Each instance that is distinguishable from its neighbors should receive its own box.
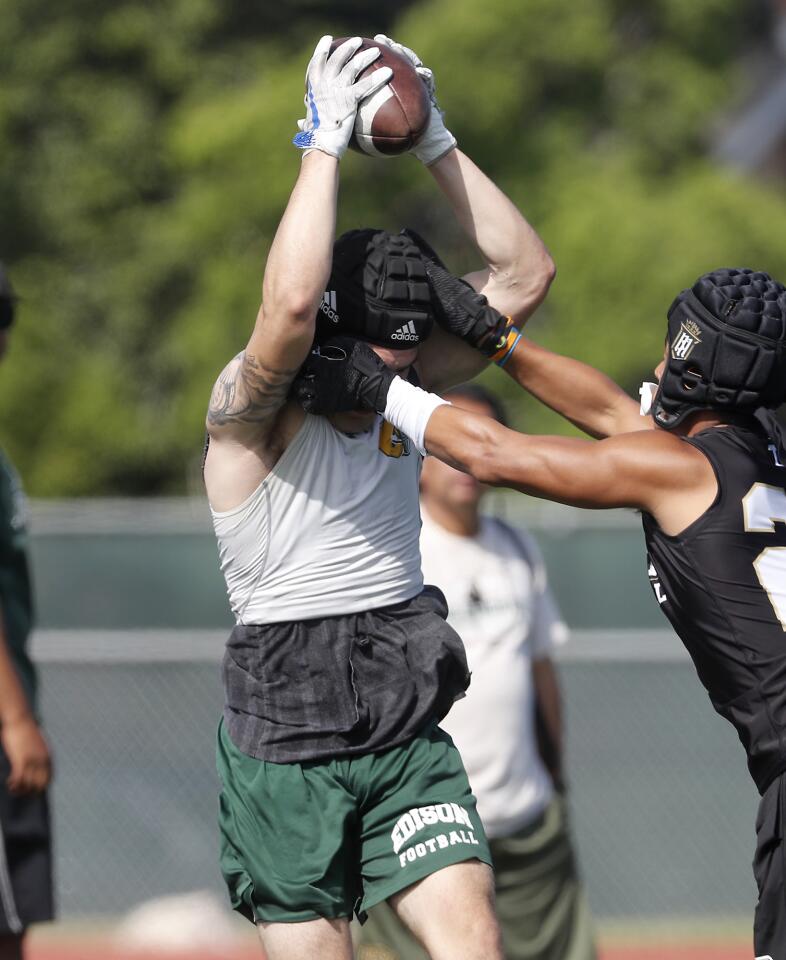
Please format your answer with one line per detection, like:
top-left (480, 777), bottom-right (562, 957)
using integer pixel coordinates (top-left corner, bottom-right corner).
top-left (356, 795), bottom-right (596, 960)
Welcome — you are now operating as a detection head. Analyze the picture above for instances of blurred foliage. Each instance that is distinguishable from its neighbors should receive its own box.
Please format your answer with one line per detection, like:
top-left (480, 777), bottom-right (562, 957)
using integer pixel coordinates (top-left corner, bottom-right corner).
top-left (0, 0), bottom-right (782, 493)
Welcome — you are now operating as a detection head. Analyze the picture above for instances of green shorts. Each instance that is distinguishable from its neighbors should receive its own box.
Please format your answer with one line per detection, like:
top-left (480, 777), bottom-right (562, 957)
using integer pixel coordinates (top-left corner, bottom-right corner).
top-left (357, 795), bottom-right (597, 960)
top-left (216, 719), bottom-right (491, 924)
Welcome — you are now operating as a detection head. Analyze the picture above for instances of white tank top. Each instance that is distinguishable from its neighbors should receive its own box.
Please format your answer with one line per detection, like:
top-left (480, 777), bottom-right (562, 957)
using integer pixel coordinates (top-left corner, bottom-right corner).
top-left (210, 413), bottom-right (424, 624)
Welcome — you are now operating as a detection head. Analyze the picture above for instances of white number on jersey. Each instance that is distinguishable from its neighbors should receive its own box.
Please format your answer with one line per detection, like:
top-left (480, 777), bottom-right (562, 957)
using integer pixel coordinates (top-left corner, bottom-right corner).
top-left (742, 483), bottom-right (786, 631)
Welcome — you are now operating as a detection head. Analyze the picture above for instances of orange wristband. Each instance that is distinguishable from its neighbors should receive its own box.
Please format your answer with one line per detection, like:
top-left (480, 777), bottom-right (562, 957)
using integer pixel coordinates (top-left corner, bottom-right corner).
top-left (491, 324), bottom-right (522, 366)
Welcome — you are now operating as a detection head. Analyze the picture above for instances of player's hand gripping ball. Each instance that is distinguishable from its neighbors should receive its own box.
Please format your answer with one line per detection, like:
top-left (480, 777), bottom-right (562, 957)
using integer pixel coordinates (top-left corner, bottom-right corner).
top-left (330, 37), bottom-right (431, 156)
top-left (293, 37), bottom-right (392, 160)
top-left (373, 34), bottom-right (457, 165)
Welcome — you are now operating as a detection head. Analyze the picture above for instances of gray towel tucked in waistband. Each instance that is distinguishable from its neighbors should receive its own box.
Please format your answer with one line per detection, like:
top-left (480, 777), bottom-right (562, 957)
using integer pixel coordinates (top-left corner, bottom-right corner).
top-left (222, 585), bottom-right (470, 763)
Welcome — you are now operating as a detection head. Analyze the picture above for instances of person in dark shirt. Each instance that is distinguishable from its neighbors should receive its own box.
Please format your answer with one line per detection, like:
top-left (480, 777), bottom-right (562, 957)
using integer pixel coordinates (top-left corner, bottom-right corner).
top-left (0, 264), bottom-right (54, 960)
top-left (304, 266), bottom-right (786, 960)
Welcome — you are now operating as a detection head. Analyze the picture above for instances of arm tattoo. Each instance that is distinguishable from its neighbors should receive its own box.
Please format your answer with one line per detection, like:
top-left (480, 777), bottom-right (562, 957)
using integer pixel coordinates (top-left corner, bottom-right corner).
top-left (207, 352), bottom-right (299, 427)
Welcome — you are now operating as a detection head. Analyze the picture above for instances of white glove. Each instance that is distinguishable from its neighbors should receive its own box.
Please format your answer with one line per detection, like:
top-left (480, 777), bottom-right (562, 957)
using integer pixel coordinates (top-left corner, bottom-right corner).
top-left (293, 36), bottom-right (393, 160)
top-left (373, 34), bottom-right (457, 166)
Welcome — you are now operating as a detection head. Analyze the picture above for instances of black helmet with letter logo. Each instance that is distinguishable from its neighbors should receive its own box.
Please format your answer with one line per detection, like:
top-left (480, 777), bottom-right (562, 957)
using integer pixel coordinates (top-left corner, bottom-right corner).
top-left (653, 268), bottom-right (786, 429)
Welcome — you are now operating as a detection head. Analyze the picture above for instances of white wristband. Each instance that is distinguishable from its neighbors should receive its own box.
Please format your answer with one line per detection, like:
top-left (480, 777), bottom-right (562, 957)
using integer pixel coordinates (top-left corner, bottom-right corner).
top-left (383, 377), bottom-right (449, 456)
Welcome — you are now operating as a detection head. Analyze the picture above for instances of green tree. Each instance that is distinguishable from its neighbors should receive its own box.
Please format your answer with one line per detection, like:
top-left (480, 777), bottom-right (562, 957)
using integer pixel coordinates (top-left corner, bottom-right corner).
top-left (0, 0), bottom-right (781, 493)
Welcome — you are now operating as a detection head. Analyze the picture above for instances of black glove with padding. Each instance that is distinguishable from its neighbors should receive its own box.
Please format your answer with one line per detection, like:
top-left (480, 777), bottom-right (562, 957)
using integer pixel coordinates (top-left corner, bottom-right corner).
top-left (292, 336), bottom-right (396, 416)
top-left (400, 228), bottom-right (512, 357)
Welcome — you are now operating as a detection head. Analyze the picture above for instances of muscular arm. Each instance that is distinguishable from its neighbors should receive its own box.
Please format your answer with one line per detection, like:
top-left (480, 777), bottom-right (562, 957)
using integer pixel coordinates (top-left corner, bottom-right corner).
top-left (0, 612), bottom-right (51, 794)
top-left (416, 149), bottom-right (555, 392)
top-left (501, 337), bottom-right (647, 439)
top-left (207, 352), bottom-right (298, 431)
top-left (421, 402), bottom-right (714, 529)
top-left (428, 149), bottom-right (555, 322)
top-left (206, 151), bottom-right (339, 443)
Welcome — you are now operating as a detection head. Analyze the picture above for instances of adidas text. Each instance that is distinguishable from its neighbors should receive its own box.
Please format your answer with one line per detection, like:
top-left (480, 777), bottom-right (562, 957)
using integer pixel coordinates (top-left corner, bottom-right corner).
top-left (391, 320), bottom-right (419, 342)
top-left (320, 291), bottom-right (339, 323)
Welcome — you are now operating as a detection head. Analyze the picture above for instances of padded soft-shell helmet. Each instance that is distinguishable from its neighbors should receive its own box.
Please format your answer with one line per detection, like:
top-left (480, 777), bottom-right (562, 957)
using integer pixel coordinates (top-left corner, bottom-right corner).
top-left (315, 229), bottom-right (434, 348)
top-left (653, 268), bottom-right (786, 429)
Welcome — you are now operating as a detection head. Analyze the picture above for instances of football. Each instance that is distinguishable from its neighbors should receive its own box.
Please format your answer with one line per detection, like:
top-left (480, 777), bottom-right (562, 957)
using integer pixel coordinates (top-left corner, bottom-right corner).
top-left (330, 38), bottom-right (431, 157)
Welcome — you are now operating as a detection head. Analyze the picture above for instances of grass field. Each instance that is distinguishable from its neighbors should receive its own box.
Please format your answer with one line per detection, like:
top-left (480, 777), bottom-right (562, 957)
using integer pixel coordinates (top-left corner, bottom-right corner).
top-left (25, 918), bottom-right (753, 960)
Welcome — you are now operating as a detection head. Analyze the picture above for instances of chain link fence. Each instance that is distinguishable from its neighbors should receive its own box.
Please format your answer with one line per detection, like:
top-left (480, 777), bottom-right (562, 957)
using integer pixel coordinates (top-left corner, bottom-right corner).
top-left (29, 500), bottom-right (760, 927)
top-left (36, 635), bottom-right (758, 923)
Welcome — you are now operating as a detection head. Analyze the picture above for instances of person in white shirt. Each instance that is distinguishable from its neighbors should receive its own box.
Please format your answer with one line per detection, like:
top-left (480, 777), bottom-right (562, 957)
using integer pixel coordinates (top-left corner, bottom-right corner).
top-left (358, 384), bottom-right (596, 960)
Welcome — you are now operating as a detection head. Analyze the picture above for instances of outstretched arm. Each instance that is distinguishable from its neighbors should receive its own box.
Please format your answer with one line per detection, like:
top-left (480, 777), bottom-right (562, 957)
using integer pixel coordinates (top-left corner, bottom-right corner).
top-left (501, 336), bottom-right (648, 439)
top-left (291, 333), bottom-right (715, 532)
top-left (207, 151), bottom-right (339, 441)
top-left (415, 152), bottom-right (555, 391)
top-left (428, 149), bottom-right (555, 323)
top-left (206, 38), bottom-right (391, 445)
top-left (418, 400), bottom-right (713, 534)
top-left (375, 36), bottom-right (554, 390)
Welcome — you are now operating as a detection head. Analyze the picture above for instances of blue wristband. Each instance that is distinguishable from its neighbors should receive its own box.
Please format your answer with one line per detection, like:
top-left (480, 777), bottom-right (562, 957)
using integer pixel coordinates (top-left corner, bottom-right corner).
top-left (495, 329), bottom-right (523, 367)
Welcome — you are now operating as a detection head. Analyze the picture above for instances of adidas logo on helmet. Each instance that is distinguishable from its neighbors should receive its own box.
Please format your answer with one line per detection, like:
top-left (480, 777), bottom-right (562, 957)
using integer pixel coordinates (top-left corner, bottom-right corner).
top-left (315, 230), bottom-right (435, 347)
top-left (319, 290), bottom-right (340, 323)
top-left (391, 320), bottom-right (420, 342)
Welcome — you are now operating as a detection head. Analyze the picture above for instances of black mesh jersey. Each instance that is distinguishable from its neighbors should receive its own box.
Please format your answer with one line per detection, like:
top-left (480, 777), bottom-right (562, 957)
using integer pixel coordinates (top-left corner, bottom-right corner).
top-left (643, 421), bottom-right (786, 794)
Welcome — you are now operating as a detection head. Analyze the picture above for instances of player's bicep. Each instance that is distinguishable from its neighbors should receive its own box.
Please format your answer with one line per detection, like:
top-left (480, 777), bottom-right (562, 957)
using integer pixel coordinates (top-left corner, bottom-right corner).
top-left (206, 350), bottom-right (299, 442)
top-left (480, 429), bottom-right (691, 512)
top-left (426, 404), bottom-right (711, 514)
top-left (509, 437), bottom-right (655, 510)
top-left (207, 302), bottom-right (315, 442)
top-left (247, 299), bottom-right (316, 372)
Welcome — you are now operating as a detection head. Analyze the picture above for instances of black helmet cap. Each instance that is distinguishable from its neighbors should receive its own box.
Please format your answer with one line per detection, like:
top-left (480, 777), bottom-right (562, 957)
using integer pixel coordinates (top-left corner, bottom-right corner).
top-left (652, 268), bottom-right (786, 429)
top-left (315, 229), bottom-right (434, 348)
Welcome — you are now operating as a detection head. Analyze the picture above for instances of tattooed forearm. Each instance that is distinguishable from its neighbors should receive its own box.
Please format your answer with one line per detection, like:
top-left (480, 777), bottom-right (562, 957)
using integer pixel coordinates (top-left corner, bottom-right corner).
top-left (207, 352), bottom-right (299, 427)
